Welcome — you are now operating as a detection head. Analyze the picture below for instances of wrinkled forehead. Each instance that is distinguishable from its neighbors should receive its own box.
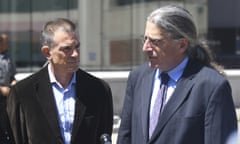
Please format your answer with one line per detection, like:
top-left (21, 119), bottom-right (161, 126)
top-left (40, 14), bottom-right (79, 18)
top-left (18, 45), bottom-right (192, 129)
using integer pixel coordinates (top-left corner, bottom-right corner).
top-left (53, 29), bottom-right (79, 44)
top-left (54, 28), bottom-right (78, 38)
top-left (55, 26), bottom-right (77, 36)
top-left (145, 21), bottom-right (170, 38)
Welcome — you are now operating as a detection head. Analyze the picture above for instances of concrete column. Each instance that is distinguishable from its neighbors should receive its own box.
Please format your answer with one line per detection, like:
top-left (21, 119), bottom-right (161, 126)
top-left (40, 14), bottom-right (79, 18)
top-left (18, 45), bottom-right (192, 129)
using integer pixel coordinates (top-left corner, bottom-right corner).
top-left (78, 0), bottom-right (102, 68)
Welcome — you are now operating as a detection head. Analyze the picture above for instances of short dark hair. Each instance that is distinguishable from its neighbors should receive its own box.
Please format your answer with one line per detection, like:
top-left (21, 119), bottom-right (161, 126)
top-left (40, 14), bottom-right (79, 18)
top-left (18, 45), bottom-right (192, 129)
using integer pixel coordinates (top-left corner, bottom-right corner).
top-left (40, 18), bottom-right (77, 48)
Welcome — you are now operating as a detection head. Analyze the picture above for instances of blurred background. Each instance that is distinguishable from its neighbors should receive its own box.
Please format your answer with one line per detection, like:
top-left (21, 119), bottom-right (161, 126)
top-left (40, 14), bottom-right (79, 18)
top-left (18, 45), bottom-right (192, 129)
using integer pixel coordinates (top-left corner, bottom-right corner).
top-left (0, 0), bottom-right (240, 142)
top-left (2, 0), bottom-right (240, 72)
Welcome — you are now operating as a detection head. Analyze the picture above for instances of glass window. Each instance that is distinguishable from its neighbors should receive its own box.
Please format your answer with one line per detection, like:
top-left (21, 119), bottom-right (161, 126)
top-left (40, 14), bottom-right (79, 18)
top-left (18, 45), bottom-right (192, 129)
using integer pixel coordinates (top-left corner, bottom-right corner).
top-left (2, 0), bottom-right (239, 72)
top-left (208, 0), bottom-right (240, 68)
top-left (0, 0), bottom-right (77, 72)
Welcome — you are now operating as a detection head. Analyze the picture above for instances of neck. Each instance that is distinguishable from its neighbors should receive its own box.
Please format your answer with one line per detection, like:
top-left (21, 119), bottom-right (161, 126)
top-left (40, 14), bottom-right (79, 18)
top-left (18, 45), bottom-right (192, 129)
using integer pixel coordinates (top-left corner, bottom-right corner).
top-left (55, 73), bottom-right (73, 89)
top-left (50, 65), bottom-right (74, 89)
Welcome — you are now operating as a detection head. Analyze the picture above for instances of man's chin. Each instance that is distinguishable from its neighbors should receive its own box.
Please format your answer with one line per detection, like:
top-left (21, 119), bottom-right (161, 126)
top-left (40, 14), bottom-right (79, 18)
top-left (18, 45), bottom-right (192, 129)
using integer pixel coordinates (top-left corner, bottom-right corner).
top-left (148, 61), bottom-right (159, 68)
top-left (66, 67), bottom-right (78, 73)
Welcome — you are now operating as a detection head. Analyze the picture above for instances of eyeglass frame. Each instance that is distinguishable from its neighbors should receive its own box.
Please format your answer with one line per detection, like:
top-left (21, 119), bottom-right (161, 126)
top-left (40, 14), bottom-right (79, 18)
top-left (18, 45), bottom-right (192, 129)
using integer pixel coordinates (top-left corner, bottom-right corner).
top-left (141, 35), bottom-right (166, 46)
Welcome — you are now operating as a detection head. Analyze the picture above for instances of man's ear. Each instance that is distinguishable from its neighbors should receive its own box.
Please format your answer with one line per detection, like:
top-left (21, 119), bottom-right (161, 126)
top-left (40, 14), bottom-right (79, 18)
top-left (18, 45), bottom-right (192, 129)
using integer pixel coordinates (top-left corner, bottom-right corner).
top-left (41, 46), bottom-right (51, 60)
top-left (178, 38), bottom-right (189, 53)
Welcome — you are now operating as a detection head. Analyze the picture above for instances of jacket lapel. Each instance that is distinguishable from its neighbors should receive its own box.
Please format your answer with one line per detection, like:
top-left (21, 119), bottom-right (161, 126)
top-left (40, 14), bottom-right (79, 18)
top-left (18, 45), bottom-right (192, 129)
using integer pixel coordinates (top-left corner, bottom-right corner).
top-left (141, 67), bottom-right (156, 142)
top-left (71, 70), bottom-right (86, 142)
top-left (36, 68), bottom-right (87, 143)
top-left (35, 67), bottom-right (63, 141)
top-left (149, 59), bottom-right (201, 143)
top-left (71, 97), bottom-right (86, 141)
top-left (149, 76), bottom-right (194, 142)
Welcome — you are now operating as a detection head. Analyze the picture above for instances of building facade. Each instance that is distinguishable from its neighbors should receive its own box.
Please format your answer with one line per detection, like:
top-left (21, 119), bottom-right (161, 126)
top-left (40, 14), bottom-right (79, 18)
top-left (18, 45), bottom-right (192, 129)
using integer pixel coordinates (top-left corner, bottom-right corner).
top-left (0, 0), bottom-right (210, 72)
top-left (0, 0), bottom-right (240, 71)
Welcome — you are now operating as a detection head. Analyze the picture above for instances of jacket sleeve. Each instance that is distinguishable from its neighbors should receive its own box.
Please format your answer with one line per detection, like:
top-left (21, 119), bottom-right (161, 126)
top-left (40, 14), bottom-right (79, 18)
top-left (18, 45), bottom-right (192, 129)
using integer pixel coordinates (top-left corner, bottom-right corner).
top-left (117, 71), bottom-right (134, 144)
top-left (7, 85), bottom-right (28, 144)
top-left (97, 80), bottom-right (114, 144)
top-left (204, 80), bottom-right (238, 144)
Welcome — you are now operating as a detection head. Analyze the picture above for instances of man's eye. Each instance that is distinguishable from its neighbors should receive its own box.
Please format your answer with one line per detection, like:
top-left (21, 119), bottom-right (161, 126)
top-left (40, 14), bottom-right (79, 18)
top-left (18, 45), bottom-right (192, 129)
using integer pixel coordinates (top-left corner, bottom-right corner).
top-left (152, 39), bottom-right (160, 44)
top-left (61, 46), bottom-right (72, 52)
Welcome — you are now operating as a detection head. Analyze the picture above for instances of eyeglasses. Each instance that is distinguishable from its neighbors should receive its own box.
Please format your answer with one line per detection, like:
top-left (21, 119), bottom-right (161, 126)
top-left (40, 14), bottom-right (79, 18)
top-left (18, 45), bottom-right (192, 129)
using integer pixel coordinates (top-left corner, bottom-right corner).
top-left (141, 35), bottom-right (165, 46)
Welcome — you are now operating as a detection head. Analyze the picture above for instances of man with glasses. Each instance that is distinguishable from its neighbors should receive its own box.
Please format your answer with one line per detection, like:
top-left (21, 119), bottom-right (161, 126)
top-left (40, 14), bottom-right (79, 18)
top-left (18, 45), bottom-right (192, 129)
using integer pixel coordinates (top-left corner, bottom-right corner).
top-left (117, 5), bottom-right (237, 144)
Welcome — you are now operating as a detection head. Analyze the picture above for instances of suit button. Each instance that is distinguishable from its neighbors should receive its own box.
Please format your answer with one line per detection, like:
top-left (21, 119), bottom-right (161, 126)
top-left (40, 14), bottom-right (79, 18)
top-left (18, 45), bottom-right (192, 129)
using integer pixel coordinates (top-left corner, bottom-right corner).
top-left (4, 131), bottom-right (10, 140)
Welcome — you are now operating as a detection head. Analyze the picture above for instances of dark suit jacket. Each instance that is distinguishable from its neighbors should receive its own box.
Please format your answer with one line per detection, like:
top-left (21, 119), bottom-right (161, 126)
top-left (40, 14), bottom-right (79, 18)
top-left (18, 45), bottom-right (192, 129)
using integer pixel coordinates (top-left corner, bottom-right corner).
top-left (7, 66), bottom-right (113, 144)
top-left (117, 59), bottom-right (237, 144)
top-left (0, 96), bottom-right (15, 144)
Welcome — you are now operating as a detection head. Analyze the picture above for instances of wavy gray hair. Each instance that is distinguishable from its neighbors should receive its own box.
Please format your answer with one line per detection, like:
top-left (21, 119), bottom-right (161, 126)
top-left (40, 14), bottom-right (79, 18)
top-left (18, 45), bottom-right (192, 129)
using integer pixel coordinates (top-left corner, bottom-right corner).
top-left (147, 5), bottom-right (223, 73)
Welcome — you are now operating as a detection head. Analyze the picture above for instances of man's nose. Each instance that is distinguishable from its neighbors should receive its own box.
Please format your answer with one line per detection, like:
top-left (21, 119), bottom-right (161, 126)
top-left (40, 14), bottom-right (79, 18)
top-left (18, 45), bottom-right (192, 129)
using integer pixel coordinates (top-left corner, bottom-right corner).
top-left (143, 42), bottom-right (153, 52)
top-left (71, 48), bottom-right (79, 57)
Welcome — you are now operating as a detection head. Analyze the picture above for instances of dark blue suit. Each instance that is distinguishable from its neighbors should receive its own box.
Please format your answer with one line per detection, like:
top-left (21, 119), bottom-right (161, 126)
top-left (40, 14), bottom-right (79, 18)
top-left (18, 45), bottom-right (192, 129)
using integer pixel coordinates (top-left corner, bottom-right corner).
top-left (117, 59), bottom-right (237, 144)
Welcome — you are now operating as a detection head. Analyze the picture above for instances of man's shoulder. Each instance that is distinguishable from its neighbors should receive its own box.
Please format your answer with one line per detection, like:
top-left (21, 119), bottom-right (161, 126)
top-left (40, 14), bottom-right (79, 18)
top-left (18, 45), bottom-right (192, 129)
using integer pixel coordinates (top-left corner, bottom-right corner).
top-left (76, 69), bottom-right (109, 85)
top-left (125, 62), bottom-right (155, 84)
top-left (130, 62), bottom-right (154, 76)
top-left (192, 65), bottom-right (228, 85)
top-left (184, 59), bottom-right (226, 80)
top-left (75, 69), bottom-right (112, 94)
top-left (15, 67), bottom-right (47, 87)
top-left (76, 69), bottom-right (99, 80)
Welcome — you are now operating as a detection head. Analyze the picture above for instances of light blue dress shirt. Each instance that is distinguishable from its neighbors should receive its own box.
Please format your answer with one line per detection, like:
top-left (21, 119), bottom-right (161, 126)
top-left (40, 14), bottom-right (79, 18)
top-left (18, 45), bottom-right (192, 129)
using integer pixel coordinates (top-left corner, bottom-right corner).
top-left (150, 57), bottom-right (189, 117)
top-left (48, 64), bottom-right (76, 144)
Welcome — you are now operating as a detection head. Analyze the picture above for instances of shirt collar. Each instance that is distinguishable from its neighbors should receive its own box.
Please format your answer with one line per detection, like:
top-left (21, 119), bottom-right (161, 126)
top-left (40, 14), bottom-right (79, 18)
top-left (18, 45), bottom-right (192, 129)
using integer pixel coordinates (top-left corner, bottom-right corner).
top-left (156, 56), bottom-right (189, 82)
top-left (48, 64), bottom-right (76, 88)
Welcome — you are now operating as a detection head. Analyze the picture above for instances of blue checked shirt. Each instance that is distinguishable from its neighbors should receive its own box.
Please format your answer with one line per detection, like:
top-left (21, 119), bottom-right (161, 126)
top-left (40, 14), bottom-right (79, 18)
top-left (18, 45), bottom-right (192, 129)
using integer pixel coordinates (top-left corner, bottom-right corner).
top-left (48, 64), bottom-right (76, 144)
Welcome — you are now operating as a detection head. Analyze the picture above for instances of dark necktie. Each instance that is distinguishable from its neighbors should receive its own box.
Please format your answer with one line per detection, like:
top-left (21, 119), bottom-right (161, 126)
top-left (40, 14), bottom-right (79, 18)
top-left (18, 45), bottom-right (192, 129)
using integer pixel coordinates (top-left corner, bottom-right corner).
top-left (149, 72), bottom-right (170, 138)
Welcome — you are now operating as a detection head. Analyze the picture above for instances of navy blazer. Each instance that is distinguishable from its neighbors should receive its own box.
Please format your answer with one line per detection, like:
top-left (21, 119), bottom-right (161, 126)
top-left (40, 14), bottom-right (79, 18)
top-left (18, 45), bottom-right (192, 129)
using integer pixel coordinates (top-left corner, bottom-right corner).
top-left (7, 66), bottom-right (113, 144)
top-left (117, 59), bottom-right (237, 144)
